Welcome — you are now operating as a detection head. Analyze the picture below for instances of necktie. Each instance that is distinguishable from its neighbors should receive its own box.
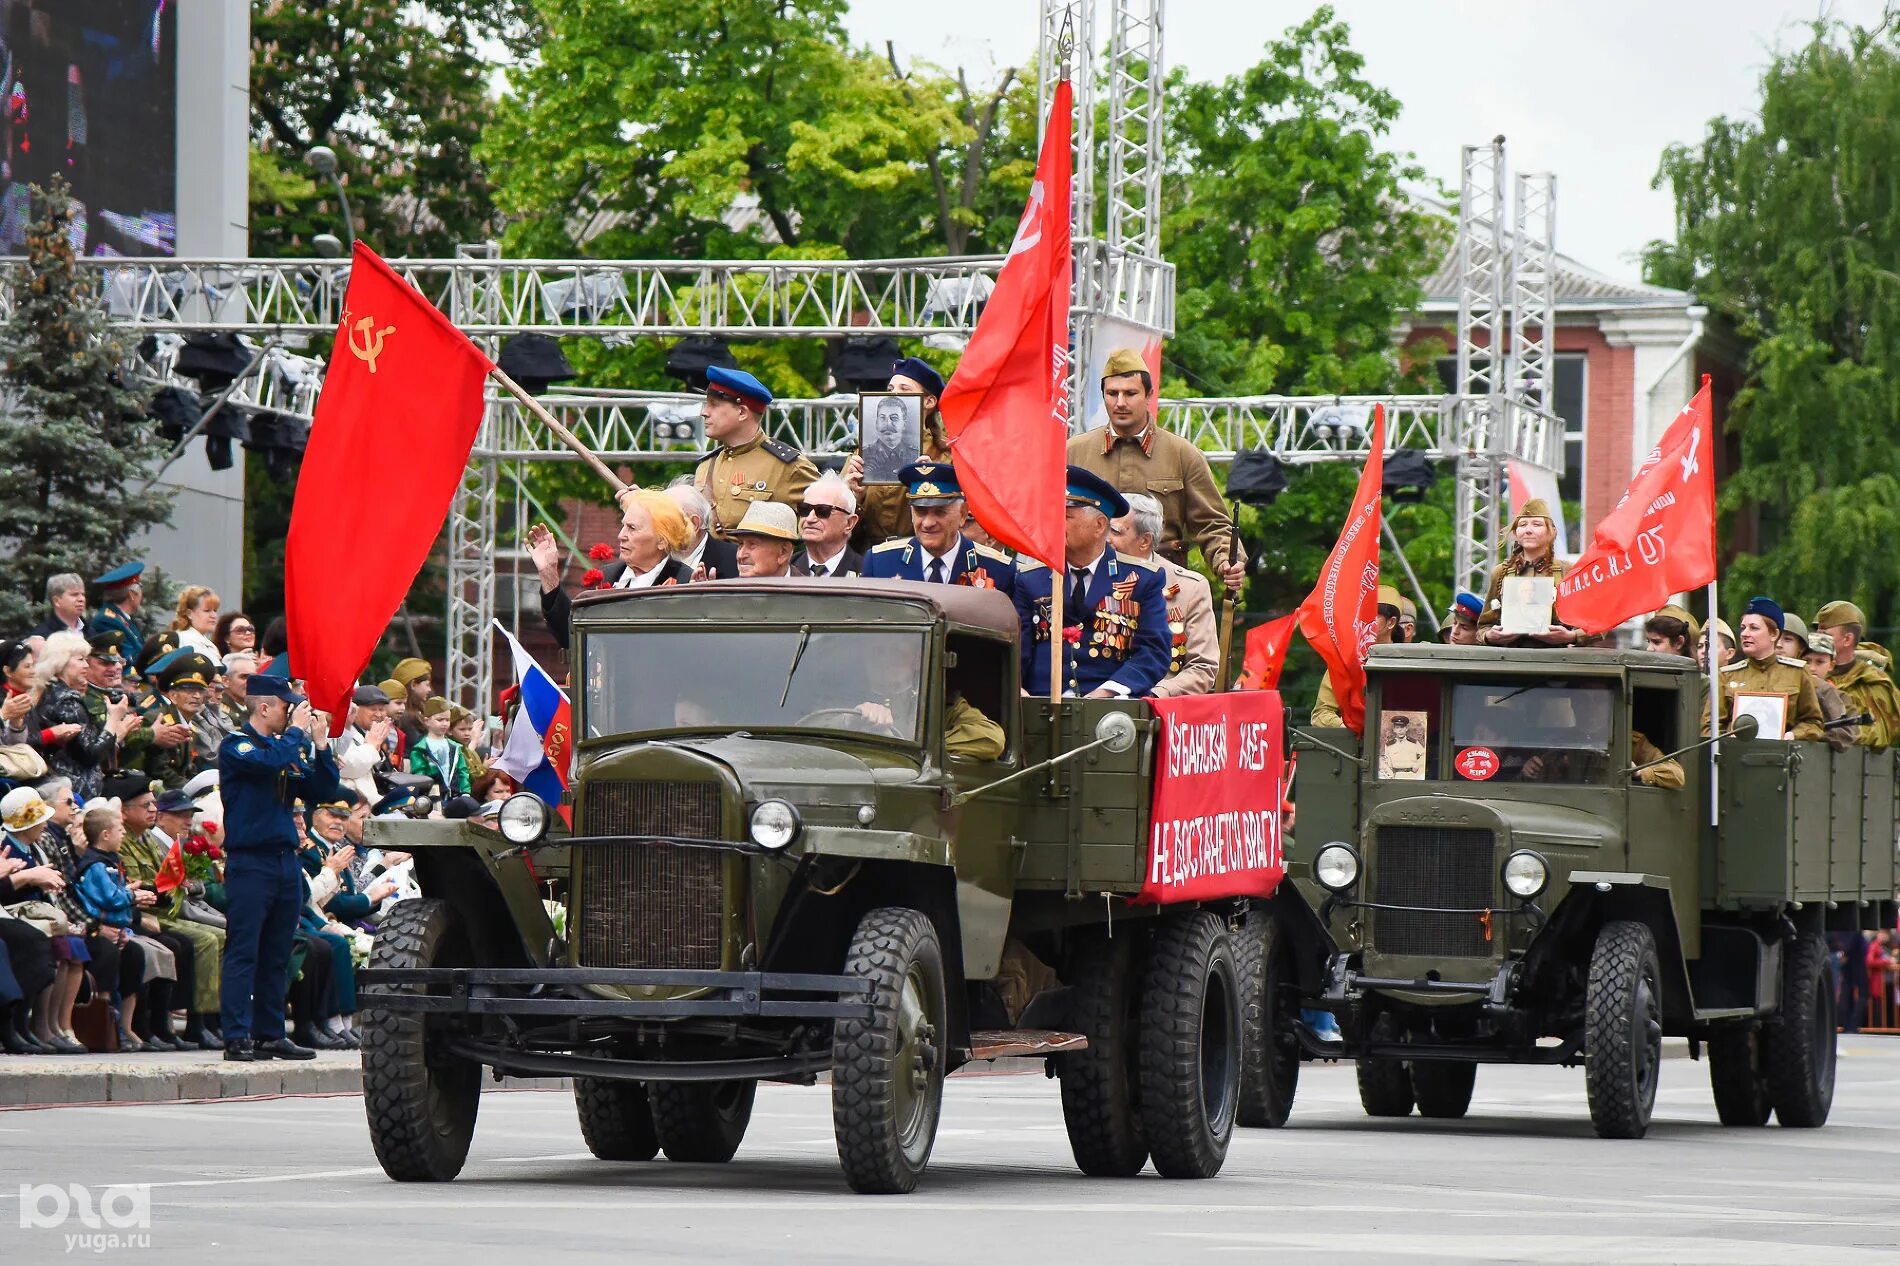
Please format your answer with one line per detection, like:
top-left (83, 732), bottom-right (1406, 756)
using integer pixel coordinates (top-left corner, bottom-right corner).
top-left (927, 559), bottom-right (945, 585)
top-left (1068, 568), bottom-right (1088, 622)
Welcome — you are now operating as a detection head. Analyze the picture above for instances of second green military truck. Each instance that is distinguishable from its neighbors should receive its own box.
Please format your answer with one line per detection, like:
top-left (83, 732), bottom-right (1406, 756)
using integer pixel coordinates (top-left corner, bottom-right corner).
top-left (1261, 643), bottom-right (1896, 1138)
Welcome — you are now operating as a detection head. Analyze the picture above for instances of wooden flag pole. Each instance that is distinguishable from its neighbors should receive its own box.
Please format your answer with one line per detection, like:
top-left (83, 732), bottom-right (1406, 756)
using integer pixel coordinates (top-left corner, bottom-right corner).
top-left (490, 365), bottom-right (630, 497)
top-left (1050, 573), bottom-right (1065, 705)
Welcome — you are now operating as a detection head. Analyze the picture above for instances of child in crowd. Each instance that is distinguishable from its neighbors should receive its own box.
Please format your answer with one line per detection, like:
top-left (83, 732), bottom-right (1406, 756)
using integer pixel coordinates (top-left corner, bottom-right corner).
top-left (73, 804), bottom-right (174, 1052)
top-left (407, 697), bottom-right (471, 800)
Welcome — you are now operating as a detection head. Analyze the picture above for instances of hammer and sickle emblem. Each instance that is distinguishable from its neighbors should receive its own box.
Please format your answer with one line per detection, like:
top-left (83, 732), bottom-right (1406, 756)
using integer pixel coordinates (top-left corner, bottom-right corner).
top-left (1679, 427), bottom-right (1700, 483)
top-left (348, 314), bottom-right (397, 373)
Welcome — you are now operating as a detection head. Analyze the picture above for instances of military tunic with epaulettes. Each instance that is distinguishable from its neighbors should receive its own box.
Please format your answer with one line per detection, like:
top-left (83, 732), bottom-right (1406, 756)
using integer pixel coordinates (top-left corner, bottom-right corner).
top-left (133, 697), bottom-right (204, 791)
top-left (860, 535), bottom-right (1018, 594)
top-left (1705, 654), bottom-right (1827, 741)
top-left (694, 433), bottom-right (820, 540)
top-left (1012, 551), bottom-right (1171, 697)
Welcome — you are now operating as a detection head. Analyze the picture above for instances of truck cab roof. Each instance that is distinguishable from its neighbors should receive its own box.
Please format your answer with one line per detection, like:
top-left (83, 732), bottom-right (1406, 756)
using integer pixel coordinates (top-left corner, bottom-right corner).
top-left (572, 576), bottom-right (1022, 641)
top-left (1368, 643), bottom-right (1702, 679)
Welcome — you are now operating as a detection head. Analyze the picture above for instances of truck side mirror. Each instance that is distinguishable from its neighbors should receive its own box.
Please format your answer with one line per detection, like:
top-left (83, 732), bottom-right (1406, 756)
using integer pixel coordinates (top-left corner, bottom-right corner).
top-left (1094, 710), bottom-right (1138, 755)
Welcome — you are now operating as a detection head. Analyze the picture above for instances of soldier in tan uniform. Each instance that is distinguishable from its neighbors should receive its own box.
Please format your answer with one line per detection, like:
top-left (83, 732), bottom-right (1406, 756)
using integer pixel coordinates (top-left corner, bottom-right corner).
top-left (1066, 348), bottom-right (1245, 587)
top-left (1705, 597), bottom-right (1825, 741)
top-left (1109, 493), bottom-right (1217, 696)
top-left (1310, 586), bottom-right (1403, 727)
top-left (1778, 615), bottom-right (1855, 749)
top-left (1814, 600), bottom-right (1900, 750)
top-left (944, 695), bottom-right (1005, 761)
top-left (691, 365), bottom-right (818, 539)
top-left (1479, 499), bottom-right (1577, 646)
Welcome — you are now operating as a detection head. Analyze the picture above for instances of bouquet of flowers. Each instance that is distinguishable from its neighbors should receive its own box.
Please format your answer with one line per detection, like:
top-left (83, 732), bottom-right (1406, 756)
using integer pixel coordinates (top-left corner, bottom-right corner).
top-left (182, 823), bottom-right (225, 885)
top-left (579, 542), bottom-right (616, 590)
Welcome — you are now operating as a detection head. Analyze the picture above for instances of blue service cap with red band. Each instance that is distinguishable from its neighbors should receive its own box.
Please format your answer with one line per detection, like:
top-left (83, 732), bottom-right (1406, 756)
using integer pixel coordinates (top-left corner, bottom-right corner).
top-left (704, 365), bottom-right (773, 411)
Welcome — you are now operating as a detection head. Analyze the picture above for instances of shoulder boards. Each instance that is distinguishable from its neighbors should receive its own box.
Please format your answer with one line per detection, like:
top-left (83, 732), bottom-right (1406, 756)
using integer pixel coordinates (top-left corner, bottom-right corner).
top-left (869, 538), bottom-right (911, 553)
top-left (760, 437), bottom-right (802, 464)
top-left (1778, 656), bottom-right (1808, 669)
top-left (1016, 557), bottom-right (1049, 572)
top-left (1114, 551), bottom-right (1159, 571)
top-left (972, 543), bottom-right (1012, 563)
top-left (1719, 661), bottom-right (1747, 672)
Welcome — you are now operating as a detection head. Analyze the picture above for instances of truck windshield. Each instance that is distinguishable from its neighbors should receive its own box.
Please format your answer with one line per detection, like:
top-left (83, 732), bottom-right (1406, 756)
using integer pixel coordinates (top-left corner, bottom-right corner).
top-left (1448, 680), bottom-right (1617, 784)
top-left (582, 628), bottom-right (929, 742)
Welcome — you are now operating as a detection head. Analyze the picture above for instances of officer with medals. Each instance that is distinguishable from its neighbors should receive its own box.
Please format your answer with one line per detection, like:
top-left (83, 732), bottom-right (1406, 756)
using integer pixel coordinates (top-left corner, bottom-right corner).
top-left (860, 460), bottom-right (1017, 592)
top-left (134, 652), bottom-right (218, 790)
top-left (1013, 467), bottom-right (1171, 698)
top-left (87, 561), bottom-right (148, 671)
top-left (692, 365), bottom-right (820, 539)
top-left (218, 676), bottom-right (339, 1062)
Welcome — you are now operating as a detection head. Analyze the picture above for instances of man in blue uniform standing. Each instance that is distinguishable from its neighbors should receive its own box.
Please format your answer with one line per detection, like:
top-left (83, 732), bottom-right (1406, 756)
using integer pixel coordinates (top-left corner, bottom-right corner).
top-left (219, 676), bottom-right (339, 1062)
top-left (87, 561), bottom-right (147, 671)
top-left (860, 460), bottom-right (1017, 593)
top-left (1013, 466), bottom-right (1171, 698)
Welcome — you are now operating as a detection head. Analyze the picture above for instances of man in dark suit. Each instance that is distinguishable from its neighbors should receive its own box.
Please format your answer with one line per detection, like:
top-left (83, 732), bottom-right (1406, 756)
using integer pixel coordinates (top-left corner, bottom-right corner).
top-left (795, 472), bottom-right (864, 578)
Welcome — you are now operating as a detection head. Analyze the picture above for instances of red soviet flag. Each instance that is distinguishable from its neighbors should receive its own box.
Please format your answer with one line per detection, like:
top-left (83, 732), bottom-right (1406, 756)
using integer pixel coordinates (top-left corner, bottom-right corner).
top-left (1295, 404), bottom-right (1386, 735)
top-left (938, 78), bottom-right (1072, 570)
top-left (287, 243), bottom-right (495, 732)
top-left (153, 839), bottom-right (186, 894)
top-left (1554, 380), bottom-right (1717, 634)
top-left (1238, 611), bottom-right (1299, 691)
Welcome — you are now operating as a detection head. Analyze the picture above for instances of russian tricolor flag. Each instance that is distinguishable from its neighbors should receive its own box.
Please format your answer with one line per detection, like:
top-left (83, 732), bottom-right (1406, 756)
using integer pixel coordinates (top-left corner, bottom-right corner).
top-left (491, 622), bottom-right (572, 810)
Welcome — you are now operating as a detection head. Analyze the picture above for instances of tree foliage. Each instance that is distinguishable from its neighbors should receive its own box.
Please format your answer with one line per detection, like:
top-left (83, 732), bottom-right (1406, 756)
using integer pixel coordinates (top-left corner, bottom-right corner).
top-left (1645, 16), bottom-right (1900, 631)
top-left (0, 179), bottom-right (168, 633)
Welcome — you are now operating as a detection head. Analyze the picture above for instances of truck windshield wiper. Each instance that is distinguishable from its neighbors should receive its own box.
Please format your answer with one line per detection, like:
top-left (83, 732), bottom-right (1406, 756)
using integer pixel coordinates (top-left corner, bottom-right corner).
top-left (778, 624), bottom-right (812, 707)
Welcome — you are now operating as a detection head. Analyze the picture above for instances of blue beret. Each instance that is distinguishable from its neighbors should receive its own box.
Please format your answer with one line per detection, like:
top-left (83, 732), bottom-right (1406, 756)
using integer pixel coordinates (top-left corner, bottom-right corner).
top-left (95, 561), bottom-right (144, 587)
top-left (890, 357), bottom-right (944, 398)
top-left (1064, 465), bottom-right (1130, 520)
top-left (246, 676), bottom-right (306, 704)
top-left (1453, 592), bottom-right (1484, 619)
top-left (1744, 596), bottom-right (1784, 631)
top-left (704, 365), bottom-right (772, 410)
top-left (900, 459), bottom-right (961, 506)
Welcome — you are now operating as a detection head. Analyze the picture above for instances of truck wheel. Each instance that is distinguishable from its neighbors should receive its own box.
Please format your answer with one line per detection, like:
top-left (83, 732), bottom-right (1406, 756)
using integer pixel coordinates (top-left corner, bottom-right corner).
top-left (574, 1079), bottom-right (660, 1160)
top-left (1235, 905), bottom-right (1299, 1128)
top-left (1356, 1016), bottom-right (1414, 1117)
top-left (832, 906), bottom-right (947, 1194)
top-left (1706, 1028), bottom-right (1771, 1127)
top-left (1057, 930), bottom-right (1148, 1177)
top-left (361, 898), bottom-right (482, 1182)
top-left (650, 1081), bottom-right (756, 1163)
top-left (1585, 919), bottom-right (1663, 1139)
top-left (1410, 1061), bottom-right (1477, 1119)
top-left (1766, 933), bottom-right (1836, 1128)
top-left (1137, 911), bottom-right (1241, 1179)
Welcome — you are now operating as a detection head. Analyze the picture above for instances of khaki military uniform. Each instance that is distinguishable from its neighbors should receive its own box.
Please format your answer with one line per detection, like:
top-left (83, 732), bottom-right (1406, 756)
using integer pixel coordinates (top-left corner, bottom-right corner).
top-left (1066, 426), bottom-right (1240, 573)
top-left (1831, 655), bottom-right (1900, 751)
top-left (120, 829), bottom-right (225, 1015)
top-left (944, 696), bottom-right (1005, 762)
top-left (1152, 558), bottom-right (1218, 698)
top-left (1477, 556), bottom-right (1570, 630)
top-left (1310, 671), bottom-right (1342, 728)
top-left (1631, 731), bottom-right (1684, 789)
top-left (856, 422), bottom-right (950, 547)
top-left (1809, 676), bottom-right (1857, 750)
top-left (132, 697), bottom-right (200, 791)
top-left (1706, 655), bottom-right (1826, 742)
top-left (694, 433), bottom-right (819, 539)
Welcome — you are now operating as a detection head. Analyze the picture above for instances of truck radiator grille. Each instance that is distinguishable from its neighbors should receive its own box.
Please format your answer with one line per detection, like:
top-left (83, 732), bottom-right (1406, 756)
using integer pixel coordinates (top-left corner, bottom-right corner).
top-left (1370, 826), bottom-right (1494, 958)
top-left (576, 781), bottom-right (726, 970)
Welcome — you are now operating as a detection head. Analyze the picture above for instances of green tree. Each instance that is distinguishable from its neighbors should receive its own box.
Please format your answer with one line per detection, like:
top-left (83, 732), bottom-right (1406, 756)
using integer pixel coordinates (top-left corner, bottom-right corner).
top-left (0, 179), bottom-right (168, 633)
top-left (1645, 17), bottom-right (1900, 634)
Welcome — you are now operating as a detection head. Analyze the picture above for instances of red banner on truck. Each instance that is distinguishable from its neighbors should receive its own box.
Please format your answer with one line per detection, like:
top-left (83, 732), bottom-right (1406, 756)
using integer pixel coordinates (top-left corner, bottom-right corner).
top-left (1138, 692), bottom-right (1287, 904)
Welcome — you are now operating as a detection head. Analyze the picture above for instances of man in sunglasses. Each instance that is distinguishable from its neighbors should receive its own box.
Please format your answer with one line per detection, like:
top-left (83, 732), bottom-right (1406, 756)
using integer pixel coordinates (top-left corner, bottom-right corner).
top-left (690, 365), bottom-right (819, 540)
top-left (794, 474), bottom-right (863, 578)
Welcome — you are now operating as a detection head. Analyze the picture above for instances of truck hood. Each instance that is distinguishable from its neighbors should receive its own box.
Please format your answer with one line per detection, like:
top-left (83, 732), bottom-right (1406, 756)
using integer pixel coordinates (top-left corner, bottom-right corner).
top-left (1365, 795), bottom-right (1620, 853)
top-left (579, 733), bottom-right (924, 809)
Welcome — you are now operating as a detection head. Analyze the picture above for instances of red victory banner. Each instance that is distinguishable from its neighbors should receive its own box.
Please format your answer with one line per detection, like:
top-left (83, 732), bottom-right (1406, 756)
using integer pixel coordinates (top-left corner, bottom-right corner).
top-left (1294, 403), bottom-right (1386, 735)
top-left (938, 78), bottom-right (1072, 571)
top-left (287, 243), bottom-right (496, 731)
top-left (1237, 611), bottom-right (1299, 691)
top-left (1554, 379), bottom-right (1716, 634)
top-left (1137, 692), bottom-right (1287, 905)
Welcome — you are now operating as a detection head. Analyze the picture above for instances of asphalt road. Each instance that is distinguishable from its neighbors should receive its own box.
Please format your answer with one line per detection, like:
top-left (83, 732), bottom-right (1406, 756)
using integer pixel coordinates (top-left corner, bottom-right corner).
top-left (7, 1039), bottom-right (1900, 1264)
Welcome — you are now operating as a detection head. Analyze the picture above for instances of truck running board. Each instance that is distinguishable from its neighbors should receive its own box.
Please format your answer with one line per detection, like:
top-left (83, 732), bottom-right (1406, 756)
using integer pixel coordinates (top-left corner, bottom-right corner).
top-left (965, 1029), bottom-right (1088, 1060)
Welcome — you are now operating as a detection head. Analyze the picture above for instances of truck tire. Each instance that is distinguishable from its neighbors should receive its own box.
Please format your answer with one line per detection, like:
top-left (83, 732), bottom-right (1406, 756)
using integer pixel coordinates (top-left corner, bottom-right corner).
top-left (650, 1080), bottom-right (756, 1163)
top-left (361, 898), bottom-right (482, 1182)
top-left (1356, 1015), bottom-right (1414, 1117)
top-left (1766, 933), bottom-right (1836, 1128)
top-left (1137, 911), bottom-right (1241, 1179)
top-left (1235, 906), bottom-right (1299, 1128)
top-left (1706, 1028), bottom-right (1771, 1127)
top-left (574, 1078), bottom-right (660, 1161)
top-left (1410, 1061), bottom-right (1477, 1119)
top-left (1057, 930), bottom-right (1148, 1177)
top-left (831, 906), bottom-right (947, 1194)
top-left (1585, 919), bottom-right (1663, 1139)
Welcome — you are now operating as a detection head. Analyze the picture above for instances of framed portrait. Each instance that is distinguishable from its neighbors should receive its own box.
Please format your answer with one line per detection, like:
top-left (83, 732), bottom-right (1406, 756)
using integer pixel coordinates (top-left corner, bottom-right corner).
top-left (1730, 690), bottom-right (1788, 740)
top-left (858, 392), bottom-right (923, 485)
top-left (1378, 710), bottom-right (1429, 780)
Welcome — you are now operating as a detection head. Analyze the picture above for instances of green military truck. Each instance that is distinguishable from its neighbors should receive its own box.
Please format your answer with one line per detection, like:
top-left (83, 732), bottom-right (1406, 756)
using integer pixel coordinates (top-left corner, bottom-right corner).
top-left (1260, 643), bottom-right (1896, 1138)
top-left (357, 581), bottom-right (1258, 1193)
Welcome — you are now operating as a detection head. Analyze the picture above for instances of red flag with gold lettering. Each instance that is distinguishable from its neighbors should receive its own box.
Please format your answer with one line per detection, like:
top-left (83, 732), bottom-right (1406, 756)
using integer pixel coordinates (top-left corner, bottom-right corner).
top-left (287, 243), bottom-right (495, 733)
top-left (1294, 404), bottom-right (1386, 735)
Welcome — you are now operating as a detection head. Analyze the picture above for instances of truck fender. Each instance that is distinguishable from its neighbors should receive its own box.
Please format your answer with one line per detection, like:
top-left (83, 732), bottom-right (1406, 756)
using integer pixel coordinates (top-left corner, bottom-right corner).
top-left (1536, 873), bottom-right (1693, 1028)
top-left (366, 819), bottom-right (557, 969)
top-left (1256, 882), bottom-right (1338, 996)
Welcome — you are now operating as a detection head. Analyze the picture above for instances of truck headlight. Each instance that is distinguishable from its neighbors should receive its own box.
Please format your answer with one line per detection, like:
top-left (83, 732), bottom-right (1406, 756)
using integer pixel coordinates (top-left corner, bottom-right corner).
top-left (748, 799), bottom-right (801, 850)
top-left (1502, 850), bottom-right (1550, 899)
top-left (497, 793), bottom-right (550, 846)
top-left (1314, 842), bottom-right (1360, 892)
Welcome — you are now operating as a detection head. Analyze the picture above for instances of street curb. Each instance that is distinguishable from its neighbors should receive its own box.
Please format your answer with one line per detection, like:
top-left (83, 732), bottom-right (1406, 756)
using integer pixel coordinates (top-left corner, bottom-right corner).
top-left (0, 1053), bottom-right (566, 1109)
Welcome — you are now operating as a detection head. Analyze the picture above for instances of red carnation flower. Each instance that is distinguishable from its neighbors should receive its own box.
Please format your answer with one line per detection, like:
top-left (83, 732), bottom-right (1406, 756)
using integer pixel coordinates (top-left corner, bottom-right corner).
top-left (588, 543), bottom-right (614, 561)
top-left (184, 838), bottom-right (204, 857)
top-left (580, 568), bottom-right (604, 587)
top-left (1062, 625), bottom-right (1083, 645)
top-left (202, 821), bottom-right (220, 836)
top-left (208, 844), bottom-right (224, 861)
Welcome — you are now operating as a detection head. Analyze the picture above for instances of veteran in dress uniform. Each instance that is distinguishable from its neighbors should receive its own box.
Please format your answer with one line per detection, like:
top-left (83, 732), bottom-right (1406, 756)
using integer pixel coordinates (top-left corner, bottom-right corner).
top-left (1109, 492), bottom-right (1217, 696)
top-left (1705, 597), bottom-right (1826, 741)
top-left (692, 365), bottom-right (819, 539)
top-left (86, 561), bottom-right (147, 672)
top-left (217, 676), bottom-right (338, 1062)
top-left (860, 460), bottom-right (1018, 592)
top-left (1066, 348), bottom-right (1245, 588)
top-left (130, 652), bottom-right (218, 791)
top-left (1814, 600), bottom-right (1900, 750)
top-left (1013, 467), bottom-right (1171, 698)
top-left (847, 357), bottom-right (953, 547)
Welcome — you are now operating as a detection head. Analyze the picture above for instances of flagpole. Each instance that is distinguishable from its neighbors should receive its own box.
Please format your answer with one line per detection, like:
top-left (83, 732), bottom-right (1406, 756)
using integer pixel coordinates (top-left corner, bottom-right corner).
top-left (1050, 574), bottom-right (1064, 705)
top-left (490, 366), bottom-right (630, 496)
top-left (1707, 577), bottom-right (1719, 827)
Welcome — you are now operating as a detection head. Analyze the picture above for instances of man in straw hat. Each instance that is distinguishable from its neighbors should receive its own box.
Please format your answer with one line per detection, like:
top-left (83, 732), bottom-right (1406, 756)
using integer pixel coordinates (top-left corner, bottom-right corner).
top-left (729, 501), bottom-right (806, 578)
